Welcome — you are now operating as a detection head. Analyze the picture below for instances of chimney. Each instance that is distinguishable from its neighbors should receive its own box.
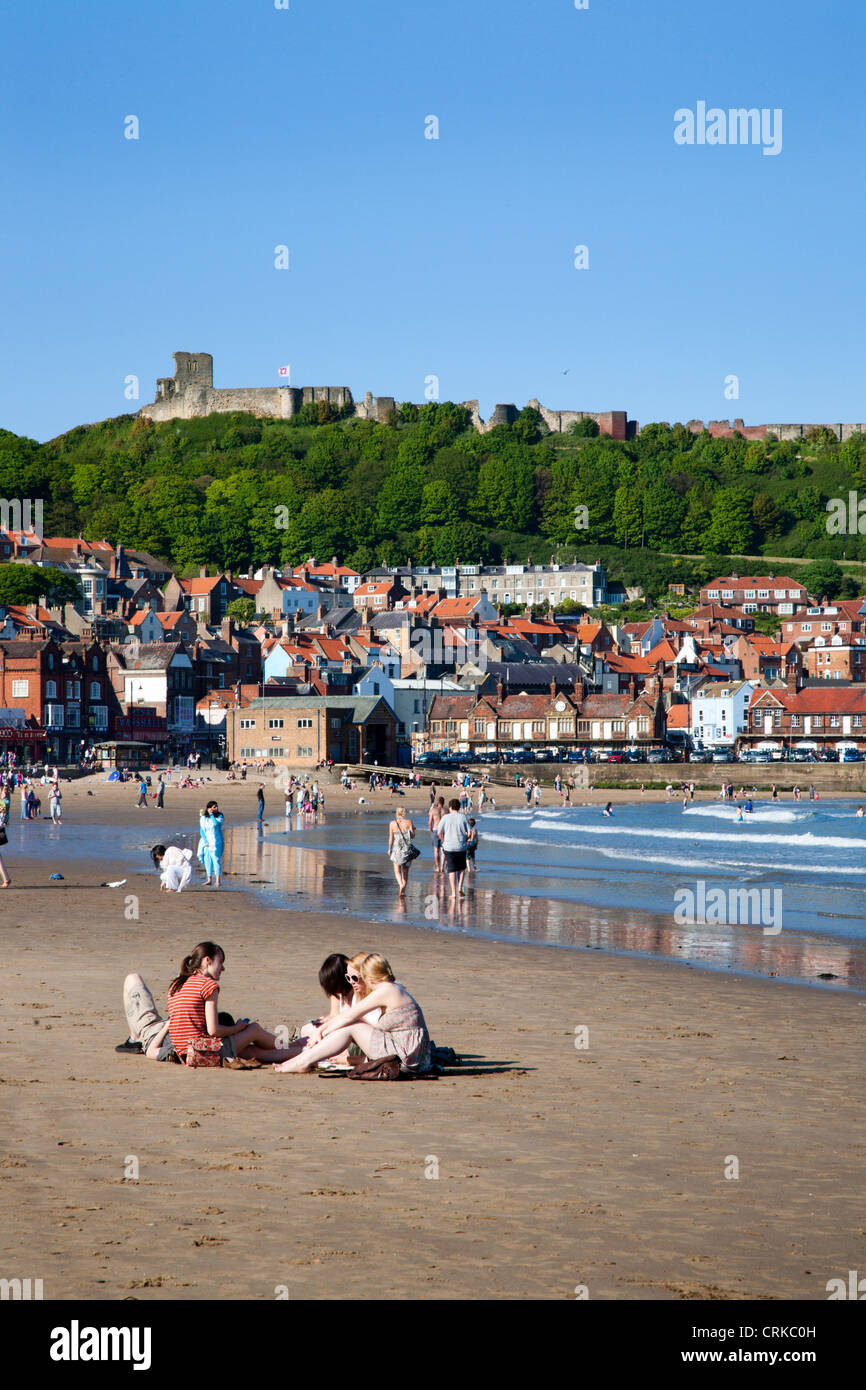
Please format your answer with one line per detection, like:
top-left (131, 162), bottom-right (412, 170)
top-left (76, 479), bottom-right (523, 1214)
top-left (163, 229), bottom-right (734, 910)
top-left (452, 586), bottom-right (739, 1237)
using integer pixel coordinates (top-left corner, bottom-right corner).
top-left (550, 679), bottom-right (556, 699)
top-left (225, 568), bottom-right (233, 584)
top-left (199, 565), bottom-right (208, 579)
top-left (785, 667), bottom-right (799, 696)
top-left (496, 678), bottom-right (503, 703)
top-left (221, 616), bottom-right (233, 643)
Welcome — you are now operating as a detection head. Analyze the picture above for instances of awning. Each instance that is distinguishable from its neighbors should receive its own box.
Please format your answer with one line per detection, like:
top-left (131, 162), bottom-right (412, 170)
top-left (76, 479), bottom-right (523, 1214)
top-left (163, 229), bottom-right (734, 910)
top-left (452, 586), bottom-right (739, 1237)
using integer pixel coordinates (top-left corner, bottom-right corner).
top-left (755, 740), bottom-right (782, 750)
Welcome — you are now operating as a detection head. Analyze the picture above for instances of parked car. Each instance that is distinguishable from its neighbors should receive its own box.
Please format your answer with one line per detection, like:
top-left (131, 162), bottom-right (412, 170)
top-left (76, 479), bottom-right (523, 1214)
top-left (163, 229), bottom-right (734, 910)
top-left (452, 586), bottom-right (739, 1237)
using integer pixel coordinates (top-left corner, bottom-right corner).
top-left (688, 751), bottom-right (713, 763)
top-left (625, 750), bottom-right (645, 763)
top-left (712, 750), bottom-right (735, 763)
top-left (645, 750), bottom-right (667, 763)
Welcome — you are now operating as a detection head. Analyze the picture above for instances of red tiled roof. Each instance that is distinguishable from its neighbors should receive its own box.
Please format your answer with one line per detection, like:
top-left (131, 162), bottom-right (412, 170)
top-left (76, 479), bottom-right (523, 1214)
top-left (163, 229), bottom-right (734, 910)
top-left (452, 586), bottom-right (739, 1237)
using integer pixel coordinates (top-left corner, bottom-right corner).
top-left (180, 576), bottom-right (222, 595)
top-left (705, 575), bottom-right (805, 591)
top-left (750, 687), bottom-right (866, 713)
top-left (667, 704), bottom-right (691, 728)
top-left (645, 639), bottom-right (679, 665)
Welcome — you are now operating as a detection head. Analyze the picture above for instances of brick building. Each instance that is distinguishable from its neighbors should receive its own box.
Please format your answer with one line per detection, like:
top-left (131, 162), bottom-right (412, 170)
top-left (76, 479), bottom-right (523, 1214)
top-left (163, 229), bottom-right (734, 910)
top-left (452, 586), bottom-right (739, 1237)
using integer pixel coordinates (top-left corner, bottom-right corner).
top-left (699, 576), bottom-right (808, 616)
top-left (228, 695), bottom-right (397, 766)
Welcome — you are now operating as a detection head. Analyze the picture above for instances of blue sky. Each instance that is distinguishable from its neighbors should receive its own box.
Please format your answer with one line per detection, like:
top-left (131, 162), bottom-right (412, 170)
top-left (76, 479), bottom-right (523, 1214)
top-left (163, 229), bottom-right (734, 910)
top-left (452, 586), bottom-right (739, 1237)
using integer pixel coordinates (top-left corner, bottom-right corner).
top-left (1, 0), bottom-right (864, 442)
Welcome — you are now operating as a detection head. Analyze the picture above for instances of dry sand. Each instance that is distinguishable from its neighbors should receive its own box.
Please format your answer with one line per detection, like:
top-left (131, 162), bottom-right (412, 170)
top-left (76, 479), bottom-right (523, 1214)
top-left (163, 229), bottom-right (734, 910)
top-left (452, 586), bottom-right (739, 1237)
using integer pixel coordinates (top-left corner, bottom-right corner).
top-left (0, 774), bottom-right (863, 1300)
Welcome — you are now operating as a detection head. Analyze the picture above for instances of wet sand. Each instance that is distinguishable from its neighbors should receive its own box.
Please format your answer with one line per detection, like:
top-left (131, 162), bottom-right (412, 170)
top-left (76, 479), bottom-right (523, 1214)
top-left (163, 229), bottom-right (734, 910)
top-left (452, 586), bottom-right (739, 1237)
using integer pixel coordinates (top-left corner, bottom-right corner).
top-left (1, 775), bottom-right (864, 1300)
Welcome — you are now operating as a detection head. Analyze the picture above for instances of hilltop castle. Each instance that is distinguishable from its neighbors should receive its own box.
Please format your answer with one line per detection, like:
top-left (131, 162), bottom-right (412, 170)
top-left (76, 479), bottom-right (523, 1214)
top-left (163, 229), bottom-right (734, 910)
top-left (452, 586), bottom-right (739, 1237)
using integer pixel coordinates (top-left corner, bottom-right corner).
top-left (138, 352), bottom-right (866, 443)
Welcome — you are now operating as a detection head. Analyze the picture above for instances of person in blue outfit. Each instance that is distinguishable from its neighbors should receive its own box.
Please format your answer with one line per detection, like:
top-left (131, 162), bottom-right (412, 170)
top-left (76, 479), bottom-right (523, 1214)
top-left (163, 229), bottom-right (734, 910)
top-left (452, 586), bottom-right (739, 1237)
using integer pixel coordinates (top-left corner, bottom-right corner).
top-left (199, 799), bottom-right (225, 888)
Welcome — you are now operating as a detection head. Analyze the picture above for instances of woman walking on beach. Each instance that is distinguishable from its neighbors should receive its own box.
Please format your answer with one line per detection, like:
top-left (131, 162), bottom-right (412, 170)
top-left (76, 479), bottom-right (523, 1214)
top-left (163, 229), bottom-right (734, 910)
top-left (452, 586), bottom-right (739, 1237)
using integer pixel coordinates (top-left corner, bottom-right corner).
top-left (387, 805), bottom-right (417, 897)
top-left (0, 795), bottom-right (10, 887)
top-left (275, 953), bottom-right (431, 1074)
top-left (168, 942), bottom-right (298, 1066)
top-left (49, 782), bottom-right (62, 824)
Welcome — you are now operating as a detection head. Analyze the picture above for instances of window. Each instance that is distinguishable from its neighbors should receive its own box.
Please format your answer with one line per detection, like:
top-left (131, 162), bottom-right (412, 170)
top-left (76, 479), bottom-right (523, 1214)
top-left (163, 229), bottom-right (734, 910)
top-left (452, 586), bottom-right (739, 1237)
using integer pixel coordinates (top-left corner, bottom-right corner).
top-left (67, 706), bottom-right (80, 728)
top-left (89, 706), bottom-right (108, 730)
top-left (612, 720), bottom-right (625, 733)
top-left (331, 718), bottom-right (341, 729)
top-left (12, 679), bottom-right (28, 697)
top-left (802, 623), bottom-right (812, 633)
top-left (532, 720), bottom-right (545, 735)
top-left (44, 705), bottom-right (64, 728)
top-left (89, 680), bottom-right (100, 699)
top-left (268, 718), bottom-right (284, 729)
top-left (297, 745), bottom-right (313, 758)
top-left (854, 715), bottom-right (862, 727)
top-left (758, 589), bottom-right (770, 600)
top-left (577, 720), bottom-right (590, 734)
top-left (46, 680), bottom-right (57, 699)
top-left (297, 718), bottom-right (313, 728)
top-left (744, 590), bottom-right (756, 599)
top-left (240, 718), bottom-right (255, 730)
top-left (474, 719), bottom-right (485, 734)
top-left (499, 722), bottom-right (512, 736)
top-left (92, 654), bottom-right (99, 670)
top-left (791, 715), bottom-right (800, 728)
top-left (829, 715), bottom-right (840, 727)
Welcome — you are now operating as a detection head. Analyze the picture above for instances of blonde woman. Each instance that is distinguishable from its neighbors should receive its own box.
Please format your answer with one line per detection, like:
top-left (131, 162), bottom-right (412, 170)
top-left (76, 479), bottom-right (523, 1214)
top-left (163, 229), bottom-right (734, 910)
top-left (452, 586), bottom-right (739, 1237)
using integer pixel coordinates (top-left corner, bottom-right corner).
top-left (387, 805), bottom-right (417, 897)
top-left (274, 954), bottom-right (431, 1074)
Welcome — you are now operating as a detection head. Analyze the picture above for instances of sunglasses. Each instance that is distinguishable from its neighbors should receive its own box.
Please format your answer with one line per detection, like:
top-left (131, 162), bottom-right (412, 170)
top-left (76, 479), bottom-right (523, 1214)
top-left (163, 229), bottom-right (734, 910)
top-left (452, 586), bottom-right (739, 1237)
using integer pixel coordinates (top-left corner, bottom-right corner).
top-left (346, 972), bottom-right (361, 983)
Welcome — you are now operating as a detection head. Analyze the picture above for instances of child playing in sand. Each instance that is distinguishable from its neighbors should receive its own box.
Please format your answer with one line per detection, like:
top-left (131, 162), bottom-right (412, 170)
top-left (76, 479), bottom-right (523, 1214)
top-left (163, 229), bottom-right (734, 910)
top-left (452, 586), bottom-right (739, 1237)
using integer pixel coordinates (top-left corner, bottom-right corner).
top-left (274, 953), bottom-right (430, 1074)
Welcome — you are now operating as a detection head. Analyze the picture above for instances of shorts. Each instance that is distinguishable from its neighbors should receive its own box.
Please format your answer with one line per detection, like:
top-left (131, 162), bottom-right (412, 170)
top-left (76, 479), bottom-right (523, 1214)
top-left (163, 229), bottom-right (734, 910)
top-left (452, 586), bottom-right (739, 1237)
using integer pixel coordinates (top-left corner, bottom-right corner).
top-left (443, 849), bottom-right (467, 874)
top-left (431, 829), bottom-right (440, 845)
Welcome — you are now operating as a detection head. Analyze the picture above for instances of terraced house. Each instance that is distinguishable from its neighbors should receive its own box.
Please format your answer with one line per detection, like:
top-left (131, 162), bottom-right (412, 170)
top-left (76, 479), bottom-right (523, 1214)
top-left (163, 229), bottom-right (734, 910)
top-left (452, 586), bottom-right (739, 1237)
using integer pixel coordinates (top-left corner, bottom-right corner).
top-left (744, 684), bottom-right (866, 751)
top-left (425, 683), bottom-right (663, 755)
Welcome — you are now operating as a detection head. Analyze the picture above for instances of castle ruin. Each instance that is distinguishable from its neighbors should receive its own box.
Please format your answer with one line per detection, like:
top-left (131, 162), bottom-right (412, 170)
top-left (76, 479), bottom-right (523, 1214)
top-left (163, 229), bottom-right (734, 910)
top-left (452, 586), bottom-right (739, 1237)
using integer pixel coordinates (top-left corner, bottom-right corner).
top-left (138, 353), bottom-right (865, 442)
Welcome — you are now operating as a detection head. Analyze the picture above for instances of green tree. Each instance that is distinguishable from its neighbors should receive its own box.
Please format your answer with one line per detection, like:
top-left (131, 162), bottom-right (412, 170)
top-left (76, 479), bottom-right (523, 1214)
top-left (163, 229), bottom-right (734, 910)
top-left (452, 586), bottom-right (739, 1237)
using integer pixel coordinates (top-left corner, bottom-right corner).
top-left (613, 485), bottom-right (643, 546)
top-left (476, 447), bottom-right (535, 531)
top-left (225, 597), bottom-right (256, 624)
top-left (0, 564), bottom-right (81, 606)
top-left (567, 416), bottom-right (599, 438)
top-left (799, 558), bottom-right (844, 600)
top-left (700, 487), bottom-right (755, 554)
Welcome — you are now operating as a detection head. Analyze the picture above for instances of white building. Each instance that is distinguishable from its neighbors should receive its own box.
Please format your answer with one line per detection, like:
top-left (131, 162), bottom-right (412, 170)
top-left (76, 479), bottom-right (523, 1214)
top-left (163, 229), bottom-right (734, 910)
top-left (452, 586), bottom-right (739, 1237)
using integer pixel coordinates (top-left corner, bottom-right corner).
top-left (690, 679), bottom-right (755, 748)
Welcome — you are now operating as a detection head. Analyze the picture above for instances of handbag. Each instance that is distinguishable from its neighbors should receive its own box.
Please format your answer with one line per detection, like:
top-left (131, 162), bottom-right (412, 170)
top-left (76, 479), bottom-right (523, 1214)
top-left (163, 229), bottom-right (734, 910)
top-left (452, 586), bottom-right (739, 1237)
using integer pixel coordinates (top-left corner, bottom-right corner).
top-left (0, 826), bottom-right (7, 846)
top-left (185, 1036), bottom-right (223, 1068)
top-left (349, 1055), bottom-right (402, 1080)
top-left (397, 824), bottom-right (421, 862)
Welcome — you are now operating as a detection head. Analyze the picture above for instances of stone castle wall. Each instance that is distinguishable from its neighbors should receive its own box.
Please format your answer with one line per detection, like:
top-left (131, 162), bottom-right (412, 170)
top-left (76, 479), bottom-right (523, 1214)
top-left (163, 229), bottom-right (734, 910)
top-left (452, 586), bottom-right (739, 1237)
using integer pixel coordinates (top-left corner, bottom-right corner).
top-left (137, 354), bottom-right (865, 441)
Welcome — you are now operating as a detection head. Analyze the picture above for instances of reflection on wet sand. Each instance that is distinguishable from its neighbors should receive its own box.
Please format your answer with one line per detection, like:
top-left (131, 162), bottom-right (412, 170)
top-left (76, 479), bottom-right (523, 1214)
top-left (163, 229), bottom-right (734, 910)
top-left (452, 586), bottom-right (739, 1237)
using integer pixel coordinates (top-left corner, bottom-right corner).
top-left (225, 820), bottom-right (865, 992)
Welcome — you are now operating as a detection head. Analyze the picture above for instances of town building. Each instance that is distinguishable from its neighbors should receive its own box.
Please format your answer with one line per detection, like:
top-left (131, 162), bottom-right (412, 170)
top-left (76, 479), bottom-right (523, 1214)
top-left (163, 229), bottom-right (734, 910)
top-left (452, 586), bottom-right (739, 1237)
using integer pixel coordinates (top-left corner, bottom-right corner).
top-left (228, 695), bottom-right (397, 766)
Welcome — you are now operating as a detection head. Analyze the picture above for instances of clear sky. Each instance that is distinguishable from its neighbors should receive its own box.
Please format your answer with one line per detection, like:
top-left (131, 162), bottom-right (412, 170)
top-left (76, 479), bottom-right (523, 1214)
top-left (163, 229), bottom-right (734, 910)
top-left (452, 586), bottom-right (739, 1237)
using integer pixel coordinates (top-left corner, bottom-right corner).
top-left (1, 0), bottom-right (864, 442)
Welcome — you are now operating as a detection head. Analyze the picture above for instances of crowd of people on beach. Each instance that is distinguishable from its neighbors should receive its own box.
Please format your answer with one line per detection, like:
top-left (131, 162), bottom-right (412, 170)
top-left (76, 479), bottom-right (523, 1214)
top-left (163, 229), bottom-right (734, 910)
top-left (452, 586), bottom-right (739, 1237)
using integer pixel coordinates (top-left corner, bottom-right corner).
top-left (120, 944), bottom-right (432, 1076)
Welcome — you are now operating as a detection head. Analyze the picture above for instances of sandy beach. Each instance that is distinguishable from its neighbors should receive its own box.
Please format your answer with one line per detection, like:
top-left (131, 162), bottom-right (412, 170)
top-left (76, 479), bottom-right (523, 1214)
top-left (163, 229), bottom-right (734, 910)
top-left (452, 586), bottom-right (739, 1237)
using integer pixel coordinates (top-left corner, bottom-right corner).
top-left (1, 774), bottom-right (864, 1301)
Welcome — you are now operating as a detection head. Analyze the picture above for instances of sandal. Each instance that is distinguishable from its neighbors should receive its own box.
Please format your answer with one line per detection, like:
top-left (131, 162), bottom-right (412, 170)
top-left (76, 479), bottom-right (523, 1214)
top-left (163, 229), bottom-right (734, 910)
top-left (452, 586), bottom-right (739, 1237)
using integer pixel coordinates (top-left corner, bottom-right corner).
top-left (224, 1056), bottom-right (261, 1070)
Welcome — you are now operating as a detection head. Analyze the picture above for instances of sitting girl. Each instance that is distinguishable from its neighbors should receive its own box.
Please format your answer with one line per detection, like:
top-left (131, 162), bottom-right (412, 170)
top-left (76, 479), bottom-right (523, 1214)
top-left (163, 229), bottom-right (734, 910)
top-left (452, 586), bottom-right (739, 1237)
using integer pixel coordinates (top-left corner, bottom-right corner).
top-left (274, 953), bottom-right (430, 1074)
top-left (168, 941), bottom-right (301, 1066)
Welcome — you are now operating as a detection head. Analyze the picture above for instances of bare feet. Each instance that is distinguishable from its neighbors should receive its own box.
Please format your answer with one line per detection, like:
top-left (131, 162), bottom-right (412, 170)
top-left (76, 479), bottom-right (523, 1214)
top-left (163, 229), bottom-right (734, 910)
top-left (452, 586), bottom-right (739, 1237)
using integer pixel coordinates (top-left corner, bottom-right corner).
top-left (273, 1055), bottom-right (315, 1074)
